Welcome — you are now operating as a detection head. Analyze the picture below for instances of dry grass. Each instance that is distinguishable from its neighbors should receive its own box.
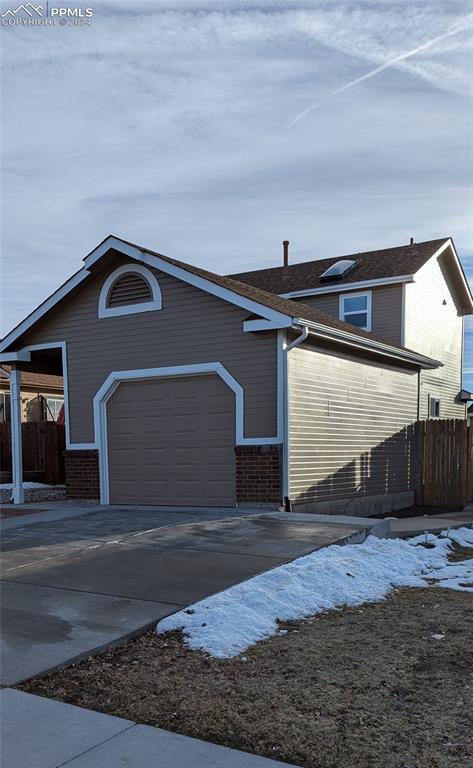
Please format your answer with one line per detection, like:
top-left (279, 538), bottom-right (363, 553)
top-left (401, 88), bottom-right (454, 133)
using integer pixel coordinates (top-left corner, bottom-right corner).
top-left (21, 586), bottom-right (473, 768)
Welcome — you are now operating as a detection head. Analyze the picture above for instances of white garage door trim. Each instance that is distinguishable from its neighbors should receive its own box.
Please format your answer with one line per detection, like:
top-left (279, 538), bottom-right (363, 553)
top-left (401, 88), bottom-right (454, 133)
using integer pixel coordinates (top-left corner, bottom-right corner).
top-left (93, 362), bottom-right (280, 504)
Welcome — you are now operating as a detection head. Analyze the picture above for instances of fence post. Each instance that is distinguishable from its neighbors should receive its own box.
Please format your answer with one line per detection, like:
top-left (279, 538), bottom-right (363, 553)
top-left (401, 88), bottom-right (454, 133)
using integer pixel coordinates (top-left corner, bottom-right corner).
top-left (415, 420), bottom-right (424, 506)
top-left (467, 424), bottom-right (473, 504)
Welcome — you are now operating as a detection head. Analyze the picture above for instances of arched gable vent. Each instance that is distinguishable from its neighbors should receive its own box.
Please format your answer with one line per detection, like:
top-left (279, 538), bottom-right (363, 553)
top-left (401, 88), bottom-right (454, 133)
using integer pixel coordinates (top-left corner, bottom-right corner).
top-left (98, 264), bottom-right (162, 318)
top-left (108, 273), bottom-right (152, 308)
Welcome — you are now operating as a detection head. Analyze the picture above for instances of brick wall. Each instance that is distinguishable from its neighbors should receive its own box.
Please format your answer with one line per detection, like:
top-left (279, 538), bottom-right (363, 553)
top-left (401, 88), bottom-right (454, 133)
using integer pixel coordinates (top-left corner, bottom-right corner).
top-left (64, 449), bottom-right (100, 501)
top-left (235, 444), bottom-right (282, 504)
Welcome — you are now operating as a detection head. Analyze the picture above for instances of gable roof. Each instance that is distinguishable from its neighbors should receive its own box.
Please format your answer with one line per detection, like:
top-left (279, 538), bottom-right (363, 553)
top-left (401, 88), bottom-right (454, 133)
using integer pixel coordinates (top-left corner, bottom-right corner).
top-left (85, 238), bottom-right (441, 364)
top-left (228, 238), bottom-right (451, 295)
top-left (0, 235), bottom-right (441, 370)
top-left (102, 237), bottom-right (405, 342)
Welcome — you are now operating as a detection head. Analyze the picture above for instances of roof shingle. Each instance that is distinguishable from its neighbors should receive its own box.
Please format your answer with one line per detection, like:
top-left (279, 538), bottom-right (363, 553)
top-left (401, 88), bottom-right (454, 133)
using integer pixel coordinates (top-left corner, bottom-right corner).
top-left (228, 238), bottom-right (449, 294)
top-left (0, 367), bottom-right (63, 390)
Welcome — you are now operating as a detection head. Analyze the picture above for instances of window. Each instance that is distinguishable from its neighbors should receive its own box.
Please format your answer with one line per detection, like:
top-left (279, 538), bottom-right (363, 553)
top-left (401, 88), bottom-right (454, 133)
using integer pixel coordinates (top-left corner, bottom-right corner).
top-left (43, 396), bottom-right (64, 422)
top-left (339, 291), bottom-right (372, 331)
top-left (0, 392), bottom-right (11, 423)
top-left (98, 264), bottom-right (162, 318)
top-left (429, 396), bottom-right (441, 419)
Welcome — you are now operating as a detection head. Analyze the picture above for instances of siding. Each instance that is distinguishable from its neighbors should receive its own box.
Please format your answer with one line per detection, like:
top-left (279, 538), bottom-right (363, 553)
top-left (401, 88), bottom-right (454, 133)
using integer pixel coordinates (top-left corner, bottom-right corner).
top-left (295, 284), bottom-right (403, 345)
top-left (404, 255), bottom-right (465, 419)
top-left (288, 343), bottom-right (419, 504)
top-left (20, 256), bottom-right (278, 443)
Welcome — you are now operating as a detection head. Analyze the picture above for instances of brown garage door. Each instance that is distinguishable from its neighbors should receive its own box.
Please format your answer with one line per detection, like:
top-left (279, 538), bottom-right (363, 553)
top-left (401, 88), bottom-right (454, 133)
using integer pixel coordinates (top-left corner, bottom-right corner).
top-left (107, 375), bottom-right (236, 506)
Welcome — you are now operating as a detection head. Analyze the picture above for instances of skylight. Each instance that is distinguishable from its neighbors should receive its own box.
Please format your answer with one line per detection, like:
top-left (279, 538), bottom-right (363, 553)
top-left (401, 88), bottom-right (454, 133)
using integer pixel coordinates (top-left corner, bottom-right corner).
top-left (320, 259), bottom-right (357, 281)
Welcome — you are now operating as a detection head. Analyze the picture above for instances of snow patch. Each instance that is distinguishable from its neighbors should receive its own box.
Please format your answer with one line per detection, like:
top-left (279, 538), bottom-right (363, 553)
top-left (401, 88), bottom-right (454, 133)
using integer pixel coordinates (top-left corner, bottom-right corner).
top-left (443, 527), bottom-right (473, 548)
top-left (157, 527), bottom-right (473, 658)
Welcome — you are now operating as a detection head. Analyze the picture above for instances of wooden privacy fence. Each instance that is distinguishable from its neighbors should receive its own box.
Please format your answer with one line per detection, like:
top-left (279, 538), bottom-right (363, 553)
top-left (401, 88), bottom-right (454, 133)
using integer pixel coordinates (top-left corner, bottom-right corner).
top-left (0, 422), bottom-right (66, 484)
top-left (417, 419), bottom-right (471, 510)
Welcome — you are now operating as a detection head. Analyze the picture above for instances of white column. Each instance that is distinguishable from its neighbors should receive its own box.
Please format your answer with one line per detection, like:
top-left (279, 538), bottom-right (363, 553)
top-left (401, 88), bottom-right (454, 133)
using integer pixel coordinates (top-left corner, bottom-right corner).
top-left (10, 365), bottom-right (24, 504)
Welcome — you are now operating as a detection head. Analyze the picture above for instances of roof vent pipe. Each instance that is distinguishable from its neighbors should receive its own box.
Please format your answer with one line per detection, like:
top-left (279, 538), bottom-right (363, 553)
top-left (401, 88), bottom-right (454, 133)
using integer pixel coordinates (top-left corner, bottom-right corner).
top-left (283, 240), bottom-right (289, 268)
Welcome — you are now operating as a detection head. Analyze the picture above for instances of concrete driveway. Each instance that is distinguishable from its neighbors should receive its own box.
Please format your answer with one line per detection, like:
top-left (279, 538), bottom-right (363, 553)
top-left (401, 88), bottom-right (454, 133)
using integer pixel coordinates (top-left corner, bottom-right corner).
top-left (0, 503), bottom-right (369, 685)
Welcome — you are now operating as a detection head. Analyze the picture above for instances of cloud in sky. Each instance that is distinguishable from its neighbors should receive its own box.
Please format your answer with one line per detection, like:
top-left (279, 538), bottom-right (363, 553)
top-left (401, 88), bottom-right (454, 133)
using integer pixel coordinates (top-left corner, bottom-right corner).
top-left (1, 0), bottom-right (472, 360)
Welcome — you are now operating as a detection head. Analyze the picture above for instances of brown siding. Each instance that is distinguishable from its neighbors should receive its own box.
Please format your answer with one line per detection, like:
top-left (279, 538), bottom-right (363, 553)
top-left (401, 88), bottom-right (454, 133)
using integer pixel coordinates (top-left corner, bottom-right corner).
top-left (288, 343), bottom-right (419, 504)
top-left (404, 255), bottom-right (465, 419)
top-left (107, 375), bottom-right (235, 506)
top-left (20, 256), bottom-right (278, 443)
top-left (295, 284), bottom-right (403, 345)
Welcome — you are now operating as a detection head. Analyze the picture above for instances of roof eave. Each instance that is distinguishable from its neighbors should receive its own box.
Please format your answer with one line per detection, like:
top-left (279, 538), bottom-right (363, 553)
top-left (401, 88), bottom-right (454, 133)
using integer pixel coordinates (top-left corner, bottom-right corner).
top-left (438, 238), bottom-right (473, 314)
top-left (293, 317), bottom-right (442, 369)
top-left (280, 274), bottom-right (415, 299)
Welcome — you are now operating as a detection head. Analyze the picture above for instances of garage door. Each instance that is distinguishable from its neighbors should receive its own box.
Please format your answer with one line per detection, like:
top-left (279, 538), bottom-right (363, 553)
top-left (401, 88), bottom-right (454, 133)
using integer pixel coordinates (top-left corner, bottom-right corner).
top-left (107, 375), bottom-right (236, 506)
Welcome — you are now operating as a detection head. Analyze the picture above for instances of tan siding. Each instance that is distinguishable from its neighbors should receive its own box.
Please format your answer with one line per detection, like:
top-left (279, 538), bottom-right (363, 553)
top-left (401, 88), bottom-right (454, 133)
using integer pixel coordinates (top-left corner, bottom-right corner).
top-left (404, 256), bottom-right (465, 419)
top-left (295, 284), bottom-right (403, 345)
top-left (21, 256), bottom-right (278, 443)
top-left (288, 344), bottom-right (418, 504)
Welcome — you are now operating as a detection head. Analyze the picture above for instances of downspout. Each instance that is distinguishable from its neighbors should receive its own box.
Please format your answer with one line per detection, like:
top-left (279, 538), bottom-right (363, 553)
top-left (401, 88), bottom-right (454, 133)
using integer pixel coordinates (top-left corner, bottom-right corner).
top-left (282, 324), bottom-right (309, 512)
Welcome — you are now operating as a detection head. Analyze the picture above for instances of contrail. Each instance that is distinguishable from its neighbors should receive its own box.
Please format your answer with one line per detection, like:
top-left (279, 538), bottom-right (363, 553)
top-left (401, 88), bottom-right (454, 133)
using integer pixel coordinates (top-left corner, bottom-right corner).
top-left (287, 14), bottom-right (472, 128)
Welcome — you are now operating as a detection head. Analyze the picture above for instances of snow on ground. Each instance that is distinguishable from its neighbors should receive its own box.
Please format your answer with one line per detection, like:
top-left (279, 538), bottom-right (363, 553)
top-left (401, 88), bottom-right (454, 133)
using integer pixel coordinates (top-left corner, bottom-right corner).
top-left (446, 527), bottom-right (473, 547)
top-left (0, 482), bottom-right (53, 489)
top-left (157, 527), bottom-right (473, 659)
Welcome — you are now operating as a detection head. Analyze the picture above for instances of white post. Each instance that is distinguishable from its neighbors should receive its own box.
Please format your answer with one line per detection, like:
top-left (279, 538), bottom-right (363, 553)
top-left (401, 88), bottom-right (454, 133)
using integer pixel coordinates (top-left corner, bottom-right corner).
top-left (10, 365), bottom-right (24, 504)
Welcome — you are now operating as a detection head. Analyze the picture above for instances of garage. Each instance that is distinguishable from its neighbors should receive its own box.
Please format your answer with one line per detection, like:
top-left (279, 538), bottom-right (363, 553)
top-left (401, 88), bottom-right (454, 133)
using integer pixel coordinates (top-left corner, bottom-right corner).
top-left (107, 374), bottom-right (236, 506)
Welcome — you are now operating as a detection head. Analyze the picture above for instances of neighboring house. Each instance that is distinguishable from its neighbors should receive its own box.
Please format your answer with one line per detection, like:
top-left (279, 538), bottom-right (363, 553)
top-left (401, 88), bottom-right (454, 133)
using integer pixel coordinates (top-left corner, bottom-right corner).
top-left (0, 366), bottom-right (63, 423)
top-left (0, 235), bottom-right (470, 514)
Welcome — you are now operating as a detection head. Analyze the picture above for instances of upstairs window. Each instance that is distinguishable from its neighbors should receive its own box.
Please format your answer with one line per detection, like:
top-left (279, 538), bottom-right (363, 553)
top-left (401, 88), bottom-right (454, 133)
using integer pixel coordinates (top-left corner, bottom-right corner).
top-left (339, 291), bottom-right (372, 331)
top-left (98, 264), bottom-right (162, 318)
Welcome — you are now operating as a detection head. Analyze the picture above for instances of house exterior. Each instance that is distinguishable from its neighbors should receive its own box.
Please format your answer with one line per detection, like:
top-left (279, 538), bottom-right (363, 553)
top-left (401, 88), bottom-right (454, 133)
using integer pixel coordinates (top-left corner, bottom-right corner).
top-left (0, 235), bottom-right (470, 514)
top-left (0, 366), bottom-right (63, 423)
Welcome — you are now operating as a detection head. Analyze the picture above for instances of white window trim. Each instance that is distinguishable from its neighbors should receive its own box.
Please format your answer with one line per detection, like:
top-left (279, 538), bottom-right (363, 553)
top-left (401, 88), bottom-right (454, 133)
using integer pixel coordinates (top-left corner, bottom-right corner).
top-left (428, 394), bottom-right (441, 419)
top-left (339, 291), bottom-right (372, 332)
top-left (98, 264), bottom-right (162, 318)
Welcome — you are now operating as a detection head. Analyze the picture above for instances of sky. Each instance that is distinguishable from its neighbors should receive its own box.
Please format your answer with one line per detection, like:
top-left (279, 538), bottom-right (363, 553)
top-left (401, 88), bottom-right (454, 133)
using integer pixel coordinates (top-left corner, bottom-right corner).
top-left (1, 1), bottom-right (472, 379)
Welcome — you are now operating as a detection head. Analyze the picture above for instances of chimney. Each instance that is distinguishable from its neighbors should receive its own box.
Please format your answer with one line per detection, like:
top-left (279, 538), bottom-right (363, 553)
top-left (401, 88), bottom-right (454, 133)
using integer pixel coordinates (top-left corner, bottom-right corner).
top-left (283, 240), bottom-right (289, 268)
top-left (410, 237), bottom-right (414, 245)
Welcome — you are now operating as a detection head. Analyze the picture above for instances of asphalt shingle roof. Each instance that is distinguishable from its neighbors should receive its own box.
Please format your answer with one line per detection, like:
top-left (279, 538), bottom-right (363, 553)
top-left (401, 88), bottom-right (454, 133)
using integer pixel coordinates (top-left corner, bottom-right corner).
top-left (228, 239), bottom-right (449, 295)
top-left (0, 366), bottom-right (63, 389)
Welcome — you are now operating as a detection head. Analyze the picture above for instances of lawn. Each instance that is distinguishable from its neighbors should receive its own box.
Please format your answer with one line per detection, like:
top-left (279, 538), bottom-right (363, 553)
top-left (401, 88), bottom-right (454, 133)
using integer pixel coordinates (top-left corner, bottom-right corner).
top-left (21, 582), bottom-right (473, 768)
